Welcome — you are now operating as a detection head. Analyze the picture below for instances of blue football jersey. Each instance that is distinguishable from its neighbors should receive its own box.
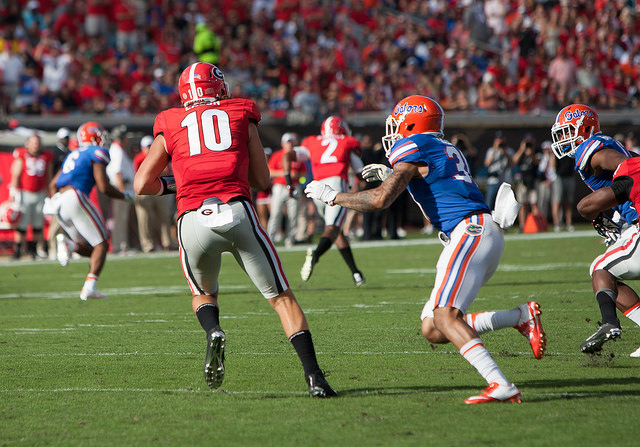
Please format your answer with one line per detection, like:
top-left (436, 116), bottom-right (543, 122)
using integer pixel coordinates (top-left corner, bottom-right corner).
top-left (573, 134), bottom-right (637, 224)
top-left (56, 144), bottom-right (110, 195)
top-left (388, 133), bottom-right (489, 235)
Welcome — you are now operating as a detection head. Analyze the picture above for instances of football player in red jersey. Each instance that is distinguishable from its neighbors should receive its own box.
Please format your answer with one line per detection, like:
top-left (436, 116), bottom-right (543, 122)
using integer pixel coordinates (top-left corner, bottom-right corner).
top-left (134, 62), bottom-right (336, 397)
top-left (294, 116), bottom-right (366, 286)
top-left (576, 157), bottom-right (640, 357)
top-left (9, 134), bottom-right (54, 260)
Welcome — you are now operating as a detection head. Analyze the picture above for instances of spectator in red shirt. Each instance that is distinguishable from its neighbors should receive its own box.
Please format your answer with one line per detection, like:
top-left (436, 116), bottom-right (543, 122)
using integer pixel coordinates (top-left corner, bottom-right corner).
top-left (113, 0), bottom-right (138, 52)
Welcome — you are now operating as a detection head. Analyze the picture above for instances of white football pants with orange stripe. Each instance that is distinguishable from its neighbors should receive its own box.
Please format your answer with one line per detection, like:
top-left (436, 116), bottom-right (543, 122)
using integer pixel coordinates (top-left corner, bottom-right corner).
top-left (421, 213), bottom-right (504, 320)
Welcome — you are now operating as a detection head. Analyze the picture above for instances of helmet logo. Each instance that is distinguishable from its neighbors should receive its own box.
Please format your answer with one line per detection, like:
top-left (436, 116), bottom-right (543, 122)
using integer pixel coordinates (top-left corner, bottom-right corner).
top-left (394, 102), bottom-right (424, 115)
top-left (564, 109), bottom-right (594, 121)
top-left (211, 66), bottom-right (224, 80)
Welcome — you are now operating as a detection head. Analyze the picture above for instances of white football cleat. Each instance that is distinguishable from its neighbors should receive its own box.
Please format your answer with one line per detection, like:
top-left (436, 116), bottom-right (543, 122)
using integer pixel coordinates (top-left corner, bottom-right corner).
top-left (300, 248), bottom-right (315, 281)
top-left (464, 382), bottom-right (522, 404)
top-left (630, 346), bottom-right (640, 358)
top-left (80, 288), bottom-right (108, 301)
top-left (56, 234), bottom-right (75, 267)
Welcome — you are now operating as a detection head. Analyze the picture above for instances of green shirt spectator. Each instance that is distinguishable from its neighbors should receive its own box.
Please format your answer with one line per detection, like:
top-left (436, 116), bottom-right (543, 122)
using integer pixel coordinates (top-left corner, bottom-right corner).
top-left (193, 23), bottom-right (220, 65)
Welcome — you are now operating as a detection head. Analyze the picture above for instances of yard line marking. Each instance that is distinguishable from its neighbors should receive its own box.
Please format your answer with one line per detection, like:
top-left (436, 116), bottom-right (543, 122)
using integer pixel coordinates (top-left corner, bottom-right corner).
top-left (0, 349), bottom-right (601, 358)
top-left (0, 284), bottom-right (251, 300)
top-left (1, 388), bottom-right (637, 398)
top-left (389, 262), bottom-right (591, 274)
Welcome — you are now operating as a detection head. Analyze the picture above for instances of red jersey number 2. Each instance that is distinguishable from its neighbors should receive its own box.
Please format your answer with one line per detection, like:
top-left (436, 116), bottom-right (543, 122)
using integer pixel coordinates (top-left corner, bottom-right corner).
top-left (181, 109), bottom-right (232, 156)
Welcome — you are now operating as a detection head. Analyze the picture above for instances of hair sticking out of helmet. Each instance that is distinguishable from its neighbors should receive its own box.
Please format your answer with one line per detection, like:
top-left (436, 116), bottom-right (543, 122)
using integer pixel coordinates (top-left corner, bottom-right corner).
top-left (382, 95), bottom-right (444, 157)
top-left (77, 121), bottom-right (106, 147)
top-left (321, 116), bottom-right (351, 137)
top-left (178, 62), bottom-right (229, 107)
top-left (551, 104), bottom-right (601, 159)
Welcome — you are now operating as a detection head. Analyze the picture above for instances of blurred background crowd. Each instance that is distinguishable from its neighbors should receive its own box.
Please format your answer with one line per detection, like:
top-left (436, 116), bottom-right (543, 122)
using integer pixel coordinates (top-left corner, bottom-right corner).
top-left (1, 0), bottom-right (640, 122)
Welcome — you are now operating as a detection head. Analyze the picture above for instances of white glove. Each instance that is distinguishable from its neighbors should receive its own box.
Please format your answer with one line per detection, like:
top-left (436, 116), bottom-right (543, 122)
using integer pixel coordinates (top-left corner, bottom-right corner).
top-left (304, 181), bottom-right (338, 206)
top-left (361, 164), bottom-right (393, 183)
top-left (123, 191), bottom-right (136, 203)
top-left (42, 193), bottom-right (62, 215)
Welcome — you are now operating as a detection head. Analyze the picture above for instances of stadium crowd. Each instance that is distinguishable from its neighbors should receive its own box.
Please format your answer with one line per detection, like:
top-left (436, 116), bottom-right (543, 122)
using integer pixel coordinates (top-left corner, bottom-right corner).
top-left (1, 0), bottom-right (639, 122)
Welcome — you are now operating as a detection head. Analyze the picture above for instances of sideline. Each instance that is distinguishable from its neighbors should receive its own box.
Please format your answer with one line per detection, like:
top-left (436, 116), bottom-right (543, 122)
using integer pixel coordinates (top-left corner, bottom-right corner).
top-left (0, 229), bottom-right (598, 267)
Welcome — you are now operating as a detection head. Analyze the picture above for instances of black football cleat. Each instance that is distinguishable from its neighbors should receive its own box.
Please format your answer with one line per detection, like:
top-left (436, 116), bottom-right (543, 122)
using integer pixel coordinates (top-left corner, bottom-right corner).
top-left (204, 329), bottom-right (226, 389)
top-left (306, 370), bottom-right (338, 398)
top-left (580, 322), bottom-right (621, 353)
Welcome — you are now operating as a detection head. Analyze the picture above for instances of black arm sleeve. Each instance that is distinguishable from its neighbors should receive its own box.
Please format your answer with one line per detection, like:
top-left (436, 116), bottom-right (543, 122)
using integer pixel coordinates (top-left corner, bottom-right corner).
top-left (611, 175), bottom-right (633, 204)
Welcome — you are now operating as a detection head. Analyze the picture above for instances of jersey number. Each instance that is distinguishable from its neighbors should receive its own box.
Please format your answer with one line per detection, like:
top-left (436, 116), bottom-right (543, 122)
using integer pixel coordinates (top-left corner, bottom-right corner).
top-left (181, 109), bottom-right (232, 156)
top-left (320, 137), bottom-right (338, 164)
top-left (445, 145), bottom-right (472, 184)
top-left (62, 151), bottom-right (80, 174)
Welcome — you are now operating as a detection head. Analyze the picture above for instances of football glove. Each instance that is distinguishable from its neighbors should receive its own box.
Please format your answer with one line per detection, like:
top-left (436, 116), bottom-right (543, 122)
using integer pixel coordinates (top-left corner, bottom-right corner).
top-left (304, 181), bottom-right (337, 206)
top-left (361, 164), bottom-right (393, 183)
top-left (286, 185), bottom-right (299, 199)
top-left (592, 213), bottom-right (622, 246)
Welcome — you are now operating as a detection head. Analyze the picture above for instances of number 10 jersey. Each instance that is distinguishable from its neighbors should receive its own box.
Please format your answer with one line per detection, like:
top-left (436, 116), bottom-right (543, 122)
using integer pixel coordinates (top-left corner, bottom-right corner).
top-left (153, 98), bottom-right (261, 216)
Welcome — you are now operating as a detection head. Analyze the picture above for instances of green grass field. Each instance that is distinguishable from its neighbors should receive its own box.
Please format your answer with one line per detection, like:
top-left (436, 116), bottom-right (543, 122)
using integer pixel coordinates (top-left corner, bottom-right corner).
top-left (1, 231), bottom-right (639, 446)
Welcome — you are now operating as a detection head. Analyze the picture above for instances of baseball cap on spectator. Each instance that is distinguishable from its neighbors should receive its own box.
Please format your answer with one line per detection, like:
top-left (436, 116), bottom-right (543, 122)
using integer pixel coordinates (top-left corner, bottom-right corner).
top-left (57, 127), bottom-right (70, 139)
top-left (140, 135), bottom-right (154, 147)
top-left (27, 1), bottom-right (39, 9)
top-left (281, 132), bottom-right (298, 145)
top-left (541, 140), bottom-right (552, 150)
top-left (495, 131), bottom-right (503, 138)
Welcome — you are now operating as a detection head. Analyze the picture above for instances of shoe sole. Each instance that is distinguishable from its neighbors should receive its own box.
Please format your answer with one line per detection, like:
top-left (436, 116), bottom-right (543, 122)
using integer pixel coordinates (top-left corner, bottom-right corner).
top-left (204, 332), bottom-right (226, 389)
top-left (528, 301), bottom-right (545, 359)
top-left (580, 328), bottom-right (622, 353)
top-left (300, 251), bottom-right (315, 281)
top-left (465, 393), bottom-right (522, 404)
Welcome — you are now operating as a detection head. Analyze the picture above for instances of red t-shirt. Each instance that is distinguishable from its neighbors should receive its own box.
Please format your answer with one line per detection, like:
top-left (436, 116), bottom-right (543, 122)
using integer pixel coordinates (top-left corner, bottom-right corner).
top-left (268, 149), bottom-right (307, 186)
top-left (301, 134), bottom-right (360, 182)
top-left (13, 148), bottom-right (53, 192)
top-left (153, 98), bottom-right (261, 215)
top-left (133, 151), bottom-right (146, 172)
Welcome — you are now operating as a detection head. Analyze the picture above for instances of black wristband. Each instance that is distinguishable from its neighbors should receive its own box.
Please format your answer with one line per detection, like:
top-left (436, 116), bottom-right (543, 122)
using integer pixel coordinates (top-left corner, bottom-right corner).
top-left (284, 174), bottom-right (292, 187)
top-left (157, 176), bottom-right (177, 196)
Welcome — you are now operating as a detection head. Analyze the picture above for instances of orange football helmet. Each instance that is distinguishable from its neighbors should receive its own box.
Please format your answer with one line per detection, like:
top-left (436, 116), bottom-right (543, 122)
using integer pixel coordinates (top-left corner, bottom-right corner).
top-left (320, 116), bottom-right (351, 137)
top-left (551, 104), bottom-right (601, 158)
top-left (382, 95), bottom-right (444, 156)
top-left (178, 62), bottom-right (229, 107)
top-left (77, 121), bottom-right (106, 147)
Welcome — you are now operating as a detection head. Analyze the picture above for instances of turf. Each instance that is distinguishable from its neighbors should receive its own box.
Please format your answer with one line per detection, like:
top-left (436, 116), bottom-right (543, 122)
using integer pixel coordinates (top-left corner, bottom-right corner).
top-left (1, 230), bottom-right (639, 446)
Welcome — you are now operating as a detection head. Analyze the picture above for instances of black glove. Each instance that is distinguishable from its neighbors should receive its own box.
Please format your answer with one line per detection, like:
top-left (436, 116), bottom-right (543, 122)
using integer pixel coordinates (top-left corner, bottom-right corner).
top-left (592, 213), bottom-right (622, 246)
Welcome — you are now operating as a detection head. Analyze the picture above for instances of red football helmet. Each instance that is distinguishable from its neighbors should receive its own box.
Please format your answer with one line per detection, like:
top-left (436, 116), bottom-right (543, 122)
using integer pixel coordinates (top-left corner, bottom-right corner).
top-left (0, 201), bottom-right (22, 225)
top-left (551, 104), bottom-right (601, 159)
top-left (382, 95), bottom-right (444, 156)
top-left (320, 116), bottom-right (351, 137)
top-left (178, 62), bottom-right (229, 107)
top-left (77, 121), bottom-right (106, 147)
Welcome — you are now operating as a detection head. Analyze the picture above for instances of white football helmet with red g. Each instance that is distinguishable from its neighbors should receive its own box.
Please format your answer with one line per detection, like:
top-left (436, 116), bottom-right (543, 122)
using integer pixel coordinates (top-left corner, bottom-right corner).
top-left (0, 201), bottom-right (23, 225)
top-left (551, 104), bottom-right (601, 159)
top-left (77, 121), bottom-right (106, 147)
top-left (320, 116), bottom-right (351, 137)
top-left (178, 62), bottom-right (229, 107)
top-left (382, 95), bottom-right (444, 157)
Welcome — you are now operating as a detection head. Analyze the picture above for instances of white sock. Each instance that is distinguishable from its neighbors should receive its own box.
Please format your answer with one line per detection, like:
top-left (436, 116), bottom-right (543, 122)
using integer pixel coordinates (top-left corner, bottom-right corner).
top-left (460, 338), bottom-right (510, 386)
top-left (83, 274), bottom-right (98, 291)
top-left (624, 303), bottom-right (640, 327)
top-left (465, 308), bottom-right (521, 334)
